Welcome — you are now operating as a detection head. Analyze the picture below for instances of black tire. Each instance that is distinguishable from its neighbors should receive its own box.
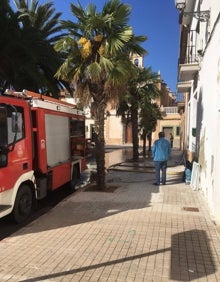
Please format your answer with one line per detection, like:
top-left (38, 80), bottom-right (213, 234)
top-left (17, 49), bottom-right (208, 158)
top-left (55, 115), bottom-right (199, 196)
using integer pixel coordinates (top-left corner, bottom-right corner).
top-left (12, 184), bottom-right (33, 223)
top-left (69, 165), bottom-right (79, 192)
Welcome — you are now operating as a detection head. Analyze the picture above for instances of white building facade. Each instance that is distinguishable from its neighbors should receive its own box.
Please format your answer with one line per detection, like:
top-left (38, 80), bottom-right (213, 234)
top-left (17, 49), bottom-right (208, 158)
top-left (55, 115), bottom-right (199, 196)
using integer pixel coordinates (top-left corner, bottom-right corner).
top-left (176, 0), bottom-right (220, 223)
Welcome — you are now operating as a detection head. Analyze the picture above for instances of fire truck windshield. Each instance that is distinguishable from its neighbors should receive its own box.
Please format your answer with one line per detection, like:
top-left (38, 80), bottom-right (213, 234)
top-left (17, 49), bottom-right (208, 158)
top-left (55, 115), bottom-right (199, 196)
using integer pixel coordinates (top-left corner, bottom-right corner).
top-left (0, 104), bottom-right (24, 158)
top-left (7, 106), bottom-right (24, 152)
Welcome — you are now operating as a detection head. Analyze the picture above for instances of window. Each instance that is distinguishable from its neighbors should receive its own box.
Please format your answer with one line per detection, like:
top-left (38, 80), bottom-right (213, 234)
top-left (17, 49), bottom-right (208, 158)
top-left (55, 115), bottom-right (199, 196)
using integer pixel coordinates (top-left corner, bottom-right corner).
top-left (176, 126), bottom-right (180, 136)
top-left (70, 118), bottom-right (86, 158)
top-left (70, 118), bottom-right (85, 137)
top-left (134, 58), bottom-right (139, 67)
top-left (7, 106), bottom-right (24, 144)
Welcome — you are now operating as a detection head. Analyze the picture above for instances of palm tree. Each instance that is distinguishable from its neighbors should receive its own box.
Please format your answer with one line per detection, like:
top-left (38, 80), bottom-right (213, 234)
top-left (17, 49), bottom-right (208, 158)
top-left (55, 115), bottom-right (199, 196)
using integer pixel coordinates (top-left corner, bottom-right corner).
top-left (0, 0), bottom-right (64, 95)
top-left (0, 0), bottom-right (24, 92)
top-left (139, 103), bottom-right (162, 157)
top-left (116, 67), bottom-right (140, 161)
top-left (117, 67), bottom-right (161, 160)
top-left (55, 0), bottom-right (146, 189)
top-left (13, 0), bottom-right (62, 43)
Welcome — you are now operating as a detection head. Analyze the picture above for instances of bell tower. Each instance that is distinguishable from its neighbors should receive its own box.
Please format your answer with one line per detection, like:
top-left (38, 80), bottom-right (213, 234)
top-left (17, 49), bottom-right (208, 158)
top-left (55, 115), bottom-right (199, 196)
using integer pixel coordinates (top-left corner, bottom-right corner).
top-left (130, 53), bottom-right (144, 68)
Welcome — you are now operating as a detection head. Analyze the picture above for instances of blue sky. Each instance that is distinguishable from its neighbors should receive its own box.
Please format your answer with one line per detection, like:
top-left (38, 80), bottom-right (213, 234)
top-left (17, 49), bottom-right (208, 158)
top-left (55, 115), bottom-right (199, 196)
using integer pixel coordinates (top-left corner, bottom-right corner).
top-left (10, 0), bottom-right (180, 93)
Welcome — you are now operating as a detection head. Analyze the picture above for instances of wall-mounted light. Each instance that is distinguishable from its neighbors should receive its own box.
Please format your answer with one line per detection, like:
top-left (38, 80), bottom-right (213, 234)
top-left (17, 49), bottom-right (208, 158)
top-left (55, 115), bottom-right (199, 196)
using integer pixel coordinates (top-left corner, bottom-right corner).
top-left (175, 0), bottom-right (210, 22)
top-left (175, 0), bottom-right (186, 10)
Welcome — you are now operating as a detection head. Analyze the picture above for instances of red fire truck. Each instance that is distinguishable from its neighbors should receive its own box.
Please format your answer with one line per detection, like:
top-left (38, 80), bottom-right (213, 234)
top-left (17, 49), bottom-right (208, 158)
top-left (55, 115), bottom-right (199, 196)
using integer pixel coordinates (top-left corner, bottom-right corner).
top-left (0, 89), bottom-right (87, 223)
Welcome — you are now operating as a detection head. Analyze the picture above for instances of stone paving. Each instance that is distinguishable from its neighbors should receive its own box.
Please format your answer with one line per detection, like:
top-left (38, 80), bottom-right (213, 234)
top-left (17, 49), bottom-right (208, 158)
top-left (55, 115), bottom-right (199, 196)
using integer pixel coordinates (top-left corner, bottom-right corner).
top-left (0, 150), bottom-right (220, 281)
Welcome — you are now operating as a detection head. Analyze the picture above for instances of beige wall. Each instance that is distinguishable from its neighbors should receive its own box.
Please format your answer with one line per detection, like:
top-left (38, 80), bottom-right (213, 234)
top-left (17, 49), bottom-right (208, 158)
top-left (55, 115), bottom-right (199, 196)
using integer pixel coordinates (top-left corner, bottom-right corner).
top-left (105, 113), bottom-right (125, 145)
top-left (104, 80), bottom-right (183, 147)
top-left (153, 113), bottom-right (181, 148)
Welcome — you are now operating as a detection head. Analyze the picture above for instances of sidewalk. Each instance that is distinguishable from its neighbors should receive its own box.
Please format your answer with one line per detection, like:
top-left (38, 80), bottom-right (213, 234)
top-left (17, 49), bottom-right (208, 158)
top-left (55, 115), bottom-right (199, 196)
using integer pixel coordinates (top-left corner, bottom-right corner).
top-left (1, 149), bottom-right (220, 281)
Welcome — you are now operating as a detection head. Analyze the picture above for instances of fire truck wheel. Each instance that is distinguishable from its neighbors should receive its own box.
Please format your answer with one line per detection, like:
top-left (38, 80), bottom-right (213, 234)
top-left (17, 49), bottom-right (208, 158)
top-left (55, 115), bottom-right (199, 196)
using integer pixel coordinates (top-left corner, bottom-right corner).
top-left (69, 165), bottom-right (78, 192)
top-left (12, 184), bottom-right (33, 223)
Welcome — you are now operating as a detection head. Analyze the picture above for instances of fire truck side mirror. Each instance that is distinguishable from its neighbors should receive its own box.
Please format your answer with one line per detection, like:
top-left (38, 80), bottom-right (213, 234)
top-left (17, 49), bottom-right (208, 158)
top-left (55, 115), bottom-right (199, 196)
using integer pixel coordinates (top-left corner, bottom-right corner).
top-left (0, 106), bottom-right (8, 167)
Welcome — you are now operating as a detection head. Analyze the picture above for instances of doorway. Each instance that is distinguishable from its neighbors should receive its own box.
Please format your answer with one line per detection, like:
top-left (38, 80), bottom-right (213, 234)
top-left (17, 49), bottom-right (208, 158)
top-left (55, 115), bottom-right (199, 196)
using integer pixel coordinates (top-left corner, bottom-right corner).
top-left (163, 127), bottom-right (173, 140)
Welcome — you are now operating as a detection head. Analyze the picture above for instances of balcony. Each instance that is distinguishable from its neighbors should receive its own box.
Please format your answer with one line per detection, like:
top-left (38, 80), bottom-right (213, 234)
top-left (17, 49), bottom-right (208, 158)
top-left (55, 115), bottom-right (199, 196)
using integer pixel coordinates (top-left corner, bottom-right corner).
top-left (179, 62), bottom-right (200, 81)
top-left (164, 107), bottom-right (179, 114)
top-left (177, 80), bottom-right (192, 93)
top-left (178, 31), bottom-right (200, 82)
top-left (161, 107), bottom-right (179, 115)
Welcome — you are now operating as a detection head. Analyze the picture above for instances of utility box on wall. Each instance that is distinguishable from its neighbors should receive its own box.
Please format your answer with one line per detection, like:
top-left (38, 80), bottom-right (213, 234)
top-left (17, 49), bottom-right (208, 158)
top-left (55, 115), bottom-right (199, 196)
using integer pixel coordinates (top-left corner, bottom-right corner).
top-left (192, 128), bottom-right (196, 137)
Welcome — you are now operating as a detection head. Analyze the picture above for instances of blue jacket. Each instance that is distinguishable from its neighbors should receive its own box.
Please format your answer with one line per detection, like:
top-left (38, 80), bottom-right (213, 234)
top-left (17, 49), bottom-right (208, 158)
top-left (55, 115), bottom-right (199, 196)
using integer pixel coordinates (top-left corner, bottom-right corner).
top-left (152, 137), bottom-right (171, 161)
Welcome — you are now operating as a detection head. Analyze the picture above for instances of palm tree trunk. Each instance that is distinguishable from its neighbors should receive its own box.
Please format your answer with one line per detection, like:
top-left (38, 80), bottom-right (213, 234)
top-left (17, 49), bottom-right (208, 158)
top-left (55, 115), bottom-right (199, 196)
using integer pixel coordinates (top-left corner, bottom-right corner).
top-left (142, 129), bottom-right (147, 157)
top-left (148, 133), bottom-right (152, 152)
top-left (131, 105), bottom-right (139, 161)
top-left (92, 100), bottom-right (106, 190)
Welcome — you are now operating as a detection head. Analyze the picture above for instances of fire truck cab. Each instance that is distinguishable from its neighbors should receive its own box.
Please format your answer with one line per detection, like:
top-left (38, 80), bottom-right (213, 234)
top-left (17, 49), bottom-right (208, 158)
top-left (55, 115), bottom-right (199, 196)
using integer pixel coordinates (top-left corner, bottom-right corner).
top-left (0, 90), bottom-right (86, 223)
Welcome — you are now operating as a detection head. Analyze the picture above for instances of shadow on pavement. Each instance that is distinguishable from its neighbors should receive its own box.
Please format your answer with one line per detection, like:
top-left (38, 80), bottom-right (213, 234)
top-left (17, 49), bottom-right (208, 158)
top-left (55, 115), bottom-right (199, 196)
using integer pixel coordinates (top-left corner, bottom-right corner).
top-left (171, 229), bottom-right (216, 280)
top-left (20, 247), bottom-right (171, 282)
top-left (19, 229), bottom-right (216, 282)
top-left (8, 171), bottom-right (159, 236)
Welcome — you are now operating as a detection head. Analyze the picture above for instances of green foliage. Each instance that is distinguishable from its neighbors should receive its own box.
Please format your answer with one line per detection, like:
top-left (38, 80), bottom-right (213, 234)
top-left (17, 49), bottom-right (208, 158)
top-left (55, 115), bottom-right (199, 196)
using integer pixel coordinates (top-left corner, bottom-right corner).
top-left (116, 66), bottom-right (161, 159)
top-left (117, 67), bottom-right (161, 120)
top-left (54, 0), bottom-right (147, 104)
top-left (0, 0), bottom-right (65, 95)
top-left (139, 102), bottom-right (163, 133)
top-left (14, 0), bottom-right (62, 43)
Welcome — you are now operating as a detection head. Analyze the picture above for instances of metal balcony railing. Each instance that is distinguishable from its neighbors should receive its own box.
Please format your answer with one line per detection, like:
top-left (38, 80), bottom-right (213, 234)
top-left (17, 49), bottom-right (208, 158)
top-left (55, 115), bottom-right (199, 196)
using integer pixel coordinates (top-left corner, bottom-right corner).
top-left (179, 30), bottom-right (200, 64)
top-left (163, 107), bottom-right (179, 114)
top-left (183, 45), bottom-right (199, 64)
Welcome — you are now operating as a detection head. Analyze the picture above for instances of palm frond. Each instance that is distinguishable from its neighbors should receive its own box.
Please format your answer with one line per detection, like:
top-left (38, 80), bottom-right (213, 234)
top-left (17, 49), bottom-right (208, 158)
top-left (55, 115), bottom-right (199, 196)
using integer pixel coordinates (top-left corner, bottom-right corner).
top-left (102, 0), bottom-right (131, 26)
top-left (86, 62), bottom-right (102, 82)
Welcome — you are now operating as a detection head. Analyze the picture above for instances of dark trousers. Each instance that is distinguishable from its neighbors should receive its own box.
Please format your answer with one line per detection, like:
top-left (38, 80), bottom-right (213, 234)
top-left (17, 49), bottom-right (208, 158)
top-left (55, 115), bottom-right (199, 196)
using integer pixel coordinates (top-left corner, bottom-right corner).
top-left (154, 161), bottom-right (167, 184)
top-left (170, 141), bottom-right (173, 148)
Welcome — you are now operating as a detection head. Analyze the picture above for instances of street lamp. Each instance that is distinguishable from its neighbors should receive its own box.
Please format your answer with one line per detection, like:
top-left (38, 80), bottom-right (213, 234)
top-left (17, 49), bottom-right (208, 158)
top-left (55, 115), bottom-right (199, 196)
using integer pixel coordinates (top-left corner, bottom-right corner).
top-left (175, 0), bottom-right (210, 22)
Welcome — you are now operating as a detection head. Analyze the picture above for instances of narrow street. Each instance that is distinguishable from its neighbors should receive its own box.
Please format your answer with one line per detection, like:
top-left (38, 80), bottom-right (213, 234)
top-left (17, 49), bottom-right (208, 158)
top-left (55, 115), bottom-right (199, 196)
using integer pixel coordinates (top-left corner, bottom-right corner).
top-left (0, 148), bottom-right (220, 282)
top-left (0, 147), bottom-right (133, 241)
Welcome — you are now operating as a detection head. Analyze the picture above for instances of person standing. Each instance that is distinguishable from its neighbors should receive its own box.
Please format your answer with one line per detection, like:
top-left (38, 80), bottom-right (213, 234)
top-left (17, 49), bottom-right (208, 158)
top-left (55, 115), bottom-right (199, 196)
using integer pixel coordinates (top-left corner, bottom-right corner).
top-left (152, 131), bottom-right (171, 185)
top-left (169, 133), bottom-right (174, 148)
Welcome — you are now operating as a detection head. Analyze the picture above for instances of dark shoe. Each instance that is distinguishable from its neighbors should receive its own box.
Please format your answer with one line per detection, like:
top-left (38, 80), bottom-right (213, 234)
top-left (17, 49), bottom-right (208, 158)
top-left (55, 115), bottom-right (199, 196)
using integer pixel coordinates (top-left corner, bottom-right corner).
top-left (153, 182), bottom-right (159, 185)
top-left (162, 183), bottom-right (166, 185)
